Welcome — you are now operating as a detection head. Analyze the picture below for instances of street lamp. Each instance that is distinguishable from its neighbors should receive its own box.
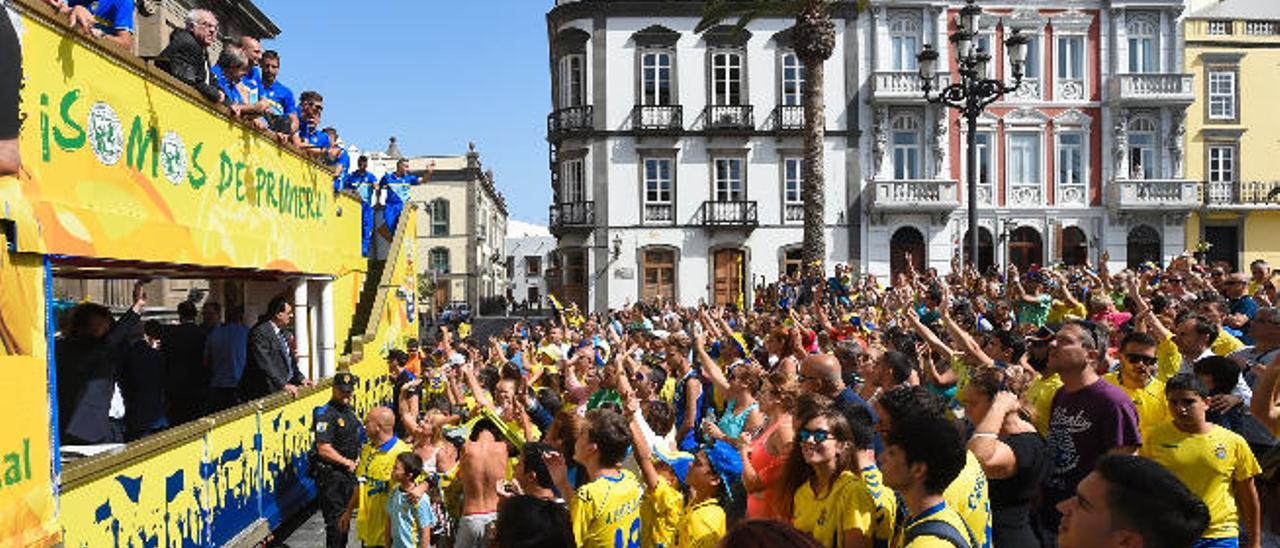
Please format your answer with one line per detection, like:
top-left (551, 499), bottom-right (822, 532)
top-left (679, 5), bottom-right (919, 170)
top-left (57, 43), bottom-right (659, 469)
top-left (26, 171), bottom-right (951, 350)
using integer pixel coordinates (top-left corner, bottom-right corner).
top-left (918, 0), bottom-right (1027, 271)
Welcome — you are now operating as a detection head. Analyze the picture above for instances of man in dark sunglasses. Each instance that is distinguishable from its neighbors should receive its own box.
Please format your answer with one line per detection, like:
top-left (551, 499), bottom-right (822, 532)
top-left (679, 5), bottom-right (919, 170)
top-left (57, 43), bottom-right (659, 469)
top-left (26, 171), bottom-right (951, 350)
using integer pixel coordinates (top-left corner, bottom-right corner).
top-left (1101, 331), bottom-right (1170, 438)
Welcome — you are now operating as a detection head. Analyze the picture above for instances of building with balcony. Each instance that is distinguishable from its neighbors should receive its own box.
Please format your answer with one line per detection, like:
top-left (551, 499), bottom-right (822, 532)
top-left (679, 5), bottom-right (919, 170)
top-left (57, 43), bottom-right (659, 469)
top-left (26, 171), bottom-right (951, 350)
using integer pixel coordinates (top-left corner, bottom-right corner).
top-left (506, 222), bottom-right (557, 311)
top-left (1183, 0), bottom-right (1280, 271)
top-left (858, 1), bottom-right (1194, 277)
top-left (360, 140), bottom-right (509, 318)
top-left (544, 1), bottom-right (858, 312)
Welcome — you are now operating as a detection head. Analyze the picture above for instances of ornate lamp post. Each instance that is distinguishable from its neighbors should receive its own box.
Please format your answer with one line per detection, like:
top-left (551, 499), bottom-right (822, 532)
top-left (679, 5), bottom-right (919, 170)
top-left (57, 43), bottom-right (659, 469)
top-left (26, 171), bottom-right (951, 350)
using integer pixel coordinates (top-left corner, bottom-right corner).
top-left (917, 0), bottom-right (1029, 271)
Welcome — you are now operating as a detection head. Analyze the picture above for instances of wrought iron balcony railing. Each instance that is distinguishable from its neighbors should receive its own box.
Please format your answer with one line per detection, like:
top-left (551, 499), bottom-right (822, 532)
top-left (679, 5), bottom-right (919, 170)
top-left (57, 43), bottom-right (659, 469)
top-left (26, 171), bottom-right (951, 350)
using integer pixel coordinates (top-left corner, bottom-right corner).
top-left (632, 105), bottom-right (683, 131)
top-left (699, 200), bottom-right (758, 228)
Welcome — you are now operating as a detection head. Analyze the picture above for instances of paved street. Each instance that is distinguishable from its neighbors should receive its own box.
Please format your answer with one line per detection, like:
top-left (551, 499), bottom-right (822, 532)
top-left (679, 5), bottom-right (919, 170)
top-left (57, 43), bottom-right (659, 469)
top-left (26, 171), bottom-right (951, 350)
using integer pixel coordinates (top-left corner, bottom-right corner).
top-left (271, 504), bottom-right (357, 548)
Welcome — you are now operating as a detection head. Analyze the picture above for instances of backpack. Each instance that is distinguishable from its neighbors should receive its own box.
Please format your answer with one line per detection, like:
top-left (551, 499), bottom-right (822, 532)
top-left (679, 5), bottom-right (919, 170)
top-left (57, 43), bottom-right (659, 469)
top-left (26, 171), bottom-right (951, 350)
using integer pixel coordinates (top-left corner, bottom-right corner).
top-left (903, 519), bottom-right (971, 548)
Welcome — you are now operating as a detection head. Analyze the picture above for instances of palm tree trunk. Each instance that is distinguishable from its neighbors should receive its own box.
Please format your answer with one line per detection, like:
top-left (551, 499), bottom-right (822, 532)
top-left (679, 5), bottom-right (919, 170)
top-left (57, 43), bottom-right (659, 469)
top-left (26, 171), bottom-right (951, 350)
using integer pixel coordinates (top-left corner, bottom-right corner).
top-left (801, 54), bottom-right (826, 273)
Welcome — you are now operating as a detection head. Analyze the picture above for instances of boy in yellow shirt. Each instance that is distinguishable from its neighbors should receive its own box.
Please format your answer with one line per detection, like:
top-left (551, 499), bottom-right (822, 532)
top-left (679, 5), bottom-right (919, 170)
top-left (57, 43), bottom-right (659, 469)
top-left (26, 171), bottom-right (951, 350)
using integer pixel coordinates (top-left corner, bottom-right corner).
top-left (879, 416), bottom-right (976, 548)
top-left (1140, 374), bottom-right (1261, 547)
top-left (625, 394), bottom-right (689, 548)
top-left (547, 407), bottom-right (644, 548)
top-left (677, 440), bottom-right (741, 548)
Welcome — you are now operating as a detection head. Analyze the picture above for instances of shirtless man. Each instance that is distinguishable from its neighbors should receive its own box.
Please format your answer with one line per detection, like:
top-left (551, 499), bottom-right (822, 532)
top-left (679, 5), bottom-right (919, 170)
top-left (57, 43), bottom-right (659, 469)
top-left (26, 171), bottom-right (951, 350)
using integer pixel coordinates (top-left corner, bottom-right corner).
top-left (455, 419), bottom-right (509, 548)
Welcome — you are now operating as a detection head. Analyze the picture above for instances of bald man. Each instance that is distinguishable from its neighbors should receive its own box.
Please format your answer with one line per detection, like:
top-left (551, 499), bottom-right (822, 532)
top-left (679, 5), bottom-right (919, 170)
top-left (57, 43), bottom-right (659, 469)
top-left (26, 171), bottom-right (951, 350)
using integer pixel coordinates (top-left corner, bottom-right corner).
top-left (456, 419), bottom-right (510, 548)
top-left (800, 353), bottom-right (880, 448)
top-left (340, 406), bottom-right (411, 547)
top-left (235, 36), bottom-right (273, 121)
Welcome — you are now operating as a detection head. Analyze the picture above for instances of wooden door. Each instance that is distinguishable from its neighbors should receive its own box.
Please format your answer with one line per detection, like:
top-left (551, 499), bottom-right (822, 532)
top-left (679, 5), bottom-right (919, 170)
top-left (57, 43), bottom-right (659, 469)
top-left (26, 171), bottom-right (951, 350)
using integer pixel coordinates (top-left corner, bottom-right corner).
top-left (642, 249), bottom-right (676, 303)
top-left (434, 282), bottom-right (450, 316)
top-left (713, 249), bottom-right (745, 308)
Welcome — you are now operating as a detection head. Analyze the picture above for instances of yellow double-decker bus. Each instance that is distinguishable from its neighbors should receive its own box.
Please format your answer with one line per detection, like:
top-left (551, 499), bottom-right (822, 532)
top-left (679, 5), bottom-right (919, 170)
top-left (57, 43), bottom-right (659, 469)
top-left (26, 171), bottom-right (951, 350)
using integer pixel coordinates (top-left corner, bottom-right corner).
top-left (0, 1), bottom-right (417, 545)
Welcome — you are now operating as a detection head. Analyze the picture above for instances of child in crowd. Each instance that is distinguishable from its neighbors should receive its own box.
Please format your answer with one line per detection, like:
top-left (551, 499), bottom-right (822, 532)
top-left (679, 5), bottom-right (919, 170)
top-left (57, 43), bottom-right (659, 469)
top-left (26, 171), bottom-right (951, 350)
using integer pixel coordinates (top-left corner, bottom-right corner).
top-left (386, 452), bottom-right (437, 548)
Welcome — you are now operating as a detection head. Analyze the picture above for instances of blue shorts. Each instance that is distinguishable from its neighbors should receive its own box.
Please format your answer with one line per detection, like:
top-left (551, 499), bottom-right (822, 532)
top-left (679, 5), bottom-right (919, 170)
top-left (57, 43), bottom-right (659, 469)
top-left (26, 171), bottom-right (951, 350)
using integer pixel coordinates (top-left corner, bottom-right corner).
top-left (1193, 537), bottom-right (1238, 548)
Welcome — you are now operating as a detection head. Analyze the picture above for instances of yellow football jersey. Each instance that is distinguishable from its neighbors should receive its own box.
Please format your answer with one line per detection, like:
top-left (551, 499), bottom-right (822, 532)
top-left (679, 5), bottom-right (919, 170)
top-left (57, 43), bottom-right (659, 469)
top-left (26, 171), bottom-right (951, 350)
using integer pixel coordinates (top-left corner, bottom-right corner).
top-left (858, 465), bottom-right (899, 545)
top-left (676, 498), bottom-right (725, 548)
top-left (1027, 373), bottom-right (1063, 436)
top-left (942, 452), bottom-right (991, 548)
top-left (896, 502), bottom-right (977, 548)
top-left (1103, 372), bottom-right (1170, 438)
top-left (571, 469), bottom-right (644, 548)
top-left (1140, 422), bottom-right (1261, 539)
top-left (641, 478), bottom-right (682, 548)
top-left (791, 470), bottom-right (876, 548)
top-left (354, 437), bottom-right (412, 546)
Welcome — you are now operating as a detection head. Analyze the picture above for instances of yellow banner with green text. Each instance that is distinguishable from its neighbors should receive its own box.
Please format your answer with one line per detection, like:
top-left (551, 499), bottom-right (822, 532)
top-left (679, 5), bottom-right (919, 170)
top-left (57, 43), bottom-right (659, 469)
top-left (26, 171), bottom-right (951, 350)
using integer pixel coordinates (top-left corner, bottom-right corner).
top-left (11, 4), bottom-right (361, 275)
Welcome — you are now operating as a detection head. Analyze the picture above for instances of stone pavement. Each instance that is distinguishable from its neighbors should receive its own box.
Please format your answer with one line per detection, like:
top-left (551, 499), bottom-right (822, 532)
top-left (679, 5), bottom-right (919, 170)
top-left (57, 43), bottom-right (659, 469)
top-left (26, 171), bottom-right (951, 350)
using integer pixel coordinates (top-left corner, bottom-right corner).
top-left (270, 504), bottom-right (358, 548)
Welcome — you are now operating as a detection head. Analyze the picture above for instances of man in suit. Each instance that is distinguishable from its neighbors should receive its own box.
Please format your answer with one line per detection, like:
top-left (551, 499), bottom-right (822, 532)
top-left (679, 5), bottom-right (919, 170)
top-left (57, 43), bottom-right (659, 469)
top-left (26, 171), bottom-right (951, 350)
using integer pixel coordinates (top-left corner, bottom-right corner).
top-left (156, 9), bottom-right (222, 103)
top-left (162, 301), bottom-right (208, 424)
top-left (57, 281), bottom-right (146, 445)
top-left (241, 296), bottom-right (308, 400)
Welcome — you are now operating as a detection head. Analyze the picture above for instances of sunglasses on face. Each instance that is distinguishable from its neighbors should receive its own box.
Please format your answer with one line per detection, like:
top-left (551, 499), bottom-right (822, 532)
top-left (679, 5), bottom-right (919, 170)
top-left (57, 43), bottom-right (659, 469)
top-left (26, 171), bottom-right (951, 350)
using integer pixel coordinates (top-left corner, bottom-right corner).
top-left (1124, 354), bottom-right (1158, 366)
top-left (797, 428), bottom-right (832, 444)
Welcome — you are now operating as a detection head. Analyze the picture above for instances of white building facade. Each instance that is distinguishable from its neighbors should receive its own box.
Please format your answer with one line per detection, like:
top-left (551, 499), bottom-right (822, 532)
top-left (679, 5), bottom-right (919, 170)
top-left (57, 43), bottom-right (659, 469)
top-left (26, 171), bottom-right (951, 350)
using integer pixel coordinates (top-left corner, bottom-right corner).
top-left (857, 0), bottom-right (1195, 278)
top-left (545, 1), bottom-right (860, 312)
top-left (506, 232), bottom-right (557, 310)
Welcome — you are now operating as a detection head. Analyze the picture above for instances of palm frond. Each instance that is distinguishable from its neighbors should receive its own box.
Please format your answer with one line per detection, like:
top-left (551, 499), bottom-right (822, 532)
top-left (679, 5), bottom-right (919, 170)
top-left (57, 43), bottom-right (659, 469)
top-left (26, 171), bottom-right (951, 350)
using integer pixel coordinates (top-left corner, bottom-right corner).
top-left (695, 0), bottom-right (798, 34)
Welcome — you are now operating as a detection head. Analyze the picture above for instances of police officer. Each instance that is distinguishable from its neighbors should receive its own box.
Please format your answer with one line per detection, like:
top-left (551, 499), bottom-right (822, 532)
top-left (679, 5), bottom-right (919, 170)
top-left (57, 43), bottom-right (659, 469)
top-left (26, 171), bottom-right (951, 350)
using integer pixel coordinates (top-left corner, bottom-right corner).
top-left (313, 371), bottom-right (362, 548)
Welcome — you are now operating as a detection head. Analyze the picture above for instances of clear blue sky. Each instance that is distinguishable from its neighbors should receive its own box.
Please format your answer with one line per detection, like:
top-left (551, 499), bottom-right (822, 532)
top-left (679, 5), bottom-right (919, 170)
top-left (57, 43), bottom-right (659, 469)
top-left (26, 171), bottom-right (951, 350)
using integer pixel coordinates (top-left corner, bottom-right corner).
top-left (267, 1), bottom-right (552, 225)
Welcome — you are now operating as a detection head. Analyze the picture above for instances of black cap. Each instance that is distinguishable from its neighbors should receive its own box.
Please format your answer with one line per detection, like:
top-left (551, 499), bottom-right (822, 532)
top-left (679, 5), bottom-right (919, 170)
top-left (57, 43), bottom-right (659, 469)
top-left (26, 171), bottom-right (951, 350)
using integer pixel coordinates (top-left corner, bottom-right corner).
top-left (334, 372), bottom-right (358, 392)
top-left (1027, 326), bottom-right (1057, 342)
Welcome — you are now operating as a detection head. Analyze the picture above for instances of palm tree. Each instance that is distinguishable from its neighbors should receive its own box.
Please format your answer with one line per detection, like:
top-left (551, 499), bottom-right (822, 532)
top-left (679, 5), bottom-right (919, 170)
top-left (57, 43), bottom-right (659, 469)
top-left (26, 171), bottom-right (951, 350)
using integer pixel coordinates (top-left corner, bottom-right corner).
top-left (697, 0), bottom-right (849, 273)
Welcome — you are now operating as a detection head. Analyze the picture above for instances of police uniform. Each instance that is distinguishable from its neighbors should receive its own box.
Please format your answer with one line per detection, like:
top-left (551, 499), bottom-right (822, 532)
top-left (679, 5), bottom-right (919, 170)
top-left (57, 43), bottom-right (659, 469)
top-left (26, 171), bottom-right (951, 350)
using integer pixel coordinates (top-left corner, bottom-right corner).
top-left (313, 372), bottom-right (363, 548)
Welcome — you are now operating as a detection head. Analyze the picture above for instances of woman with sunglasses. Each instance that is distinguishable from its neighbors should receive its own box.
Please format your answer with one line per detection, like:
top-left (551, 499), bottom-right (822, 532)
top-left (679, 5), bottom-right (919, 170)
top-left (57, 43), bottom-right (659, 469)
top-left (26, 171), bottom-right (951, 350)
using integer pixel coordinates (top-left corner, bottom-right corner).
top-left (782, 399), bottom-right (882, 548)
top-left (962, 366), bottom-right (1046, 548)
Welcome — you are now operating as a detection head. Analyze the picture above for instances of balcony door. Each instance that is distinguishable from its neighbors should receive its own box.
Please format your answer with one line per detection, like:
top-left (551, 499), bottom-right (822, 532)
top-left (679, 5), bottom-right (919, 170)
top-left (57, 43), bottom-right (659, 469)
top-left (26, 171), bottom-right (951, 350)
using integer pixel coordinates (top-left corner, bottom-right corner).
top-left (713, 249), bottom-right (746, 309)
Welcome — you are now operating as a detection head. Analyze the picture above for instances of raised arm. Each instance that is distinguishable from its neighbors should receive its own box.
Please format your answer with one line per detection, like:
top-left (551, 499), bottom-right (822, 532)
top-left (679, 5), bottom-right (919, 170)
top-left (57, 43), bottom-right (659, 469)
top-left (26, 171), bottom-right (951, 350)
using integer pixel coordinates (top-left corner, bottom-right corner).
top-left (1251, 357), bottom-right (1280, 435)
top-left (691, 331), bottom-right (731, 394)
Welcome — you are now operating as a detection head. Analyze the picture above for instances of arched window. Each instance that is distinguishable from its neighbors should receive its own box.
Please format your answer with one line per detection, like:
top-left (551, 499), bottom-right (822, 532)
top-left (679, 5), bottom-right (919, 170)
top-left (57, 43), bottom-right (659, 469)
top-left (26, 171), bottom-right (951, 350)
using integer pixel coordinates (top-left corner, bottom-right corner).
top-left (962, 227), bottom-right (995, 273)
top-left (1129, 117), bottom-right (1158, 179)
top-left (429, 247), bottom-right (450, 274)
top-left (1061, 226), bottom-right (1088, 266)
top-left (429, 199), bottom-right (449, 237)
top-left (1127, 225), bottom-right (1162, 268)
top-left (781, 53), bottom-right (805, 106)
top-left (1009, 227), bottom-right (1044, 271)
top-left (891, 113), bottom-right (922, 179)
top-left (888, 11), bottom-right (921, 70)
top-left (1127, 13), bottom-right (1159, 73)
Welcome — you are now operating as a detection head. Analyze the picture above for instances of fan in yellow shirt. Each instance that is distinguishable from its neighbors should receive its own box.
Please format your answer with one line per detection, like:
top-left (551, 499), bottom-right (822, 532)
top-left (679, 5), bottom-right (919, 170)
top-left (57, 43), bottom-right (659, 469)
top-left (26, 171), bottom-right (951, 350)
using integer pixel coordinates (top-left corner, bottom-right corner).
top-left (624, 394), bottom-right (689, 548)
top-left (1103, 332), bottom-right (1170, 437)
top-left (787, 406), bottom-right (882, 548)
top-left (1139, 374), bottom-right (1261, 545)
top-left (342, 407), bottom-right (412, 547)
top-left (547, 408), bottom-right (644, 548)
top-left (880, 416), bottom-right (978, 548)
top-left (676, 441), bottom-right (741, 548)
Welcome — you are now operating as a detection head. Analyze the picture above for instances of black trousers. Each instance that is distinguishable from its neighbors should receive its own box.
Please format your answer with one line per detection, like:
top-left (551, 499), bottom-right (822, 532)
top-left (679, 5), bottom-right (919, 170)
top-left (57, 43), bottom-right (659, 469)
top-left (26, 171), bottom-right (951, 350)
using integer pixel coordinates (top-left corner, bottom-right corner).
top-left (317, 469), bottom-right (357, 548)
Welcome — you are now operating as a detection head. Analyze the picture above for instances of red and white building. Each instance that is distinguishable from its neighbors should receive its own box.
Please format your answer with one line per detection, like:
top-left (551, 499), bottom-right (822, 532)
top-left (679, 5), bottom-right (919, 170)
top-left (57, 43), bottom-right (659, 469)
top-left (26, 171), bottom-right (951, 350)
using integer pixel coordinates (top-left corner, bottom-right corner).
top-left (858, 0), bottom-right (1195, 277)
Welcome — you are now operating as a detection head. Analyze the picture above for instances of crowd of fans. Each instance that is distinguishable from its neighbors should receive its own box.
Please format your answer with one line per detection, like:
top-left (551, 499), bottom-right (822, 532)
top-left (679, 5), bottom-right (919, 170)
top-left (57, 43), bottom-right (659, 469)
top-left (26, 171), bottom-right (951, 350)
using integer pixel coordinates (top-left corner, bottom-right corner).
top-left (55, 281), bottom-right (312, 446)
top-left (308, 252), bottom-right (1280, 548)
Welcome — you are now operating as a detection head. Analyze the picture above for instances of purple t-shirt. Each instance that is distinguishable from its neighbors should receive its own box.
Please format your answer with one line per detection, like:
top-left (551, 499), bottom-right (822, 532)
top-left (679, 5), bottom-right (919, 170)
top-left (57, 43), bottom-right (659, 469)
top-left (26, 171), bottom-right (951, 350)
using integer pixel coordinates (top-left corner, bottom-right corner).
top-left (1044, 379), bottom-right (1141, 504)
